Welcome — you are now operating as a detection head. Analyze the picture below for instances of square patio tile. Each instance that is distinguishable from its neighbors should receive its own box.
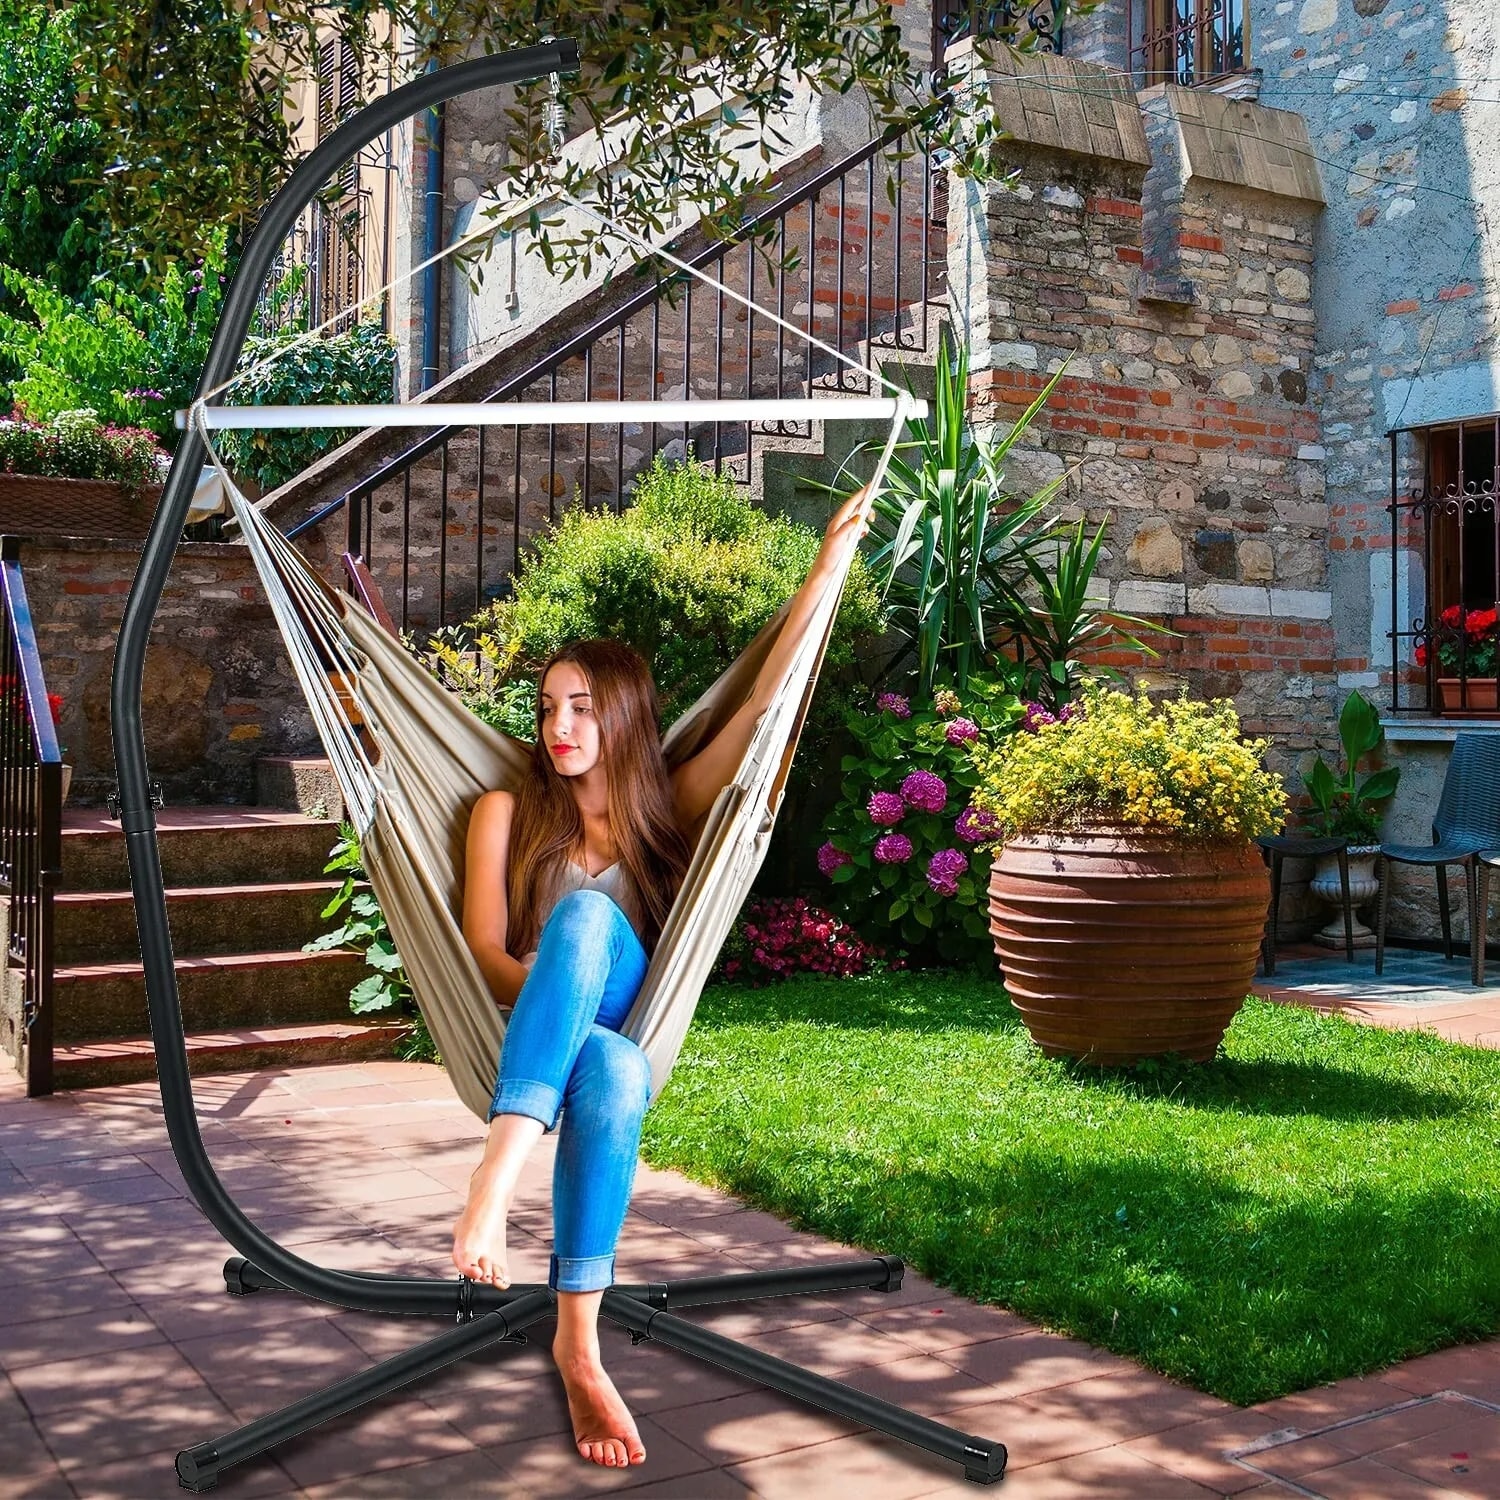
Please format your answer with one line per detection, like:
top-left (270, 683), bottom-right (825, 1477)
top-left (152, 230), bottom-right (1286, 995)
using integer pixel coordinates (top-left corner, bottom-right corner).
top-left (0, 1303), bottom-right (165, 1372)
top-left (649, 1388), bottom-right (863, 1463)
top-left (8, 1341), bottom-right (207, 1417)
top-left (270, 1395), bottom-right (478, 1489)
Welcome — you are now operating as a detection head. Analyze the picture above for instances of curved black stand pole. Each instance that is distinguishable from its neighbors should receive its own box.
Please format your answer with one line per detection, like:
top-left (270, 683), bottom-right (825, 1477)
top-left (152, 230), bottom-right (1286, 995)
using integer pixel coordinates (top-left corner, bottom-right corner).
top-left (108, 44), bottom-right (1007, 1491)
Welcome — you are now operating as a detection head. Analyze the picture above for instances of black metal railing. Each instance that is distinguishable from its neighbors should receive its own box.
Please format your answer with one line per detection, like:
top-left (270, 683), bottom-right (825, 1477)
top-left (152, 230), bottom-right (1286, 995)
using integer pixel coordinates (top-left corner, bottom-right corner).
top-left (1129, 0), bottom-right (1246, 88)
top-left (289, 125), bottom-right (948, 636)
top-left (0, 538), bottom-right (62, 1096)
top-left (1389, 420), bottom-right (1500, 719)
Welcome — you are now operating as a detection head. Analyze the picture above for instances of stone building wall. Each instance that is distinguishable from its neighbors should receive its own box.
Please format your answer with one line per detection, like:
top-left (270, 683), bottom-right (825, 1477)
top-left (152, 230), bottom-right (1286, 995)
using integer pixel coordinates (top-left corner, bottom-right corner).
top-left (948, 43), bottom-right (1334, 776)
top-left (17, 537), bottom-right (317, 807)
top-left (1249, 0), bottom-right (1499, 719)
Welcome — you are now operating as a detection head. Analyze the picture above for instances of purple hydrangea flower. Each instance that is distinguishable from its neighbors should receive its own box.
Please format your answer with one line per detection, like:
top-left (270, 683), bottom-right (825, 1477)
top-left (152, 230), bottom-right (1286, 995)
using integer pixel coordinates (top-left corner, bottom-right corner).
top-left (876, 692), bottom-right (911, 719)
top-left (125, 388), bottom-right (166, 402)
top-left (955, 804), bottom-right (1001, 844)
top-left (926, 847), bottom-right (969, 897)
top-left (874, 832), bottom-right (914, 864)
top-left (944, 717), bottom-right (980, 745)
top-left (900, 768), bottom-right (948, 813)
top-left (867, 791), bottom-right (906, 827)
top-left (817, 841), bottom-right (851, 877)
top-left (1020, 701), bottom-right (1057, 733)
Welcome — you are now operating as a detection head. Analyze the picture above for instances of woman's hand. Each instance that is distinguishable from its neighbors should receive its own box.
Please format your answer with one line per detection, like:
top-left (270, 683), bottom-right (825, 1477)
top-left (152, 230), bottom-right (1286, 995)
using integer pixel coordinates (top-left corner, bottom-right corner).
top-left (813, 487), bottom-right (873, 578)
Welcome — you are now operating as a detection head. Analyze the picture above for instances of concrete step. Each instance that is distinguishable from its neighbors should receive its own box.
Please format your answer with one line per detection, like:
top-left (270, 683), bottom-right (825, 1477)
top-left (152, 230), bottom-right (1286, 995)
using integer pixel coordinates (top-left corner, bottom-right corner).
top-left (256, 756), bottom-right (345, 821)
top-left (53, 949), bottom-right (372, 1042)
top-left (54, 881), bottom-right (348, 965)
top-left (51, 1019), bottom-right (409, 1090)
top-left (61, 808), bottom-right (345, 893)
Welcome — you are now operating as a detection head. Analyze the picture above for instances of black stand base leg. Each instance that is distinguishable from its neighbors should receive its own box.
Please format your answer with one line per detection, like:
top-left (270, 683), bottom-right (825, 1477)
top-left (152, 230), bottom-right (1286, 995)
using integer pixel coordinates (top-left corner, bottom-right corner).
top-left (601, 1290), bottom-right (1007, 1484)
top-left (175, 1290), bottom-right (555, 1492)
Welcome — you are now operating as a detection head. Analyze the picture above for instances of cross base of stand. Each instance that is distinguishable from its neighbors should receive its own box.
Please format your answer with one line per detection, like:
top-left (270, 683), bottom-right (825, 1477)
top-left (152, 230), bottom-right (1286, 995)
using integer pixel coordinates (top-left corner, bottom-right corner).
top-left (176, 1255), bottom-right (1007, 1490)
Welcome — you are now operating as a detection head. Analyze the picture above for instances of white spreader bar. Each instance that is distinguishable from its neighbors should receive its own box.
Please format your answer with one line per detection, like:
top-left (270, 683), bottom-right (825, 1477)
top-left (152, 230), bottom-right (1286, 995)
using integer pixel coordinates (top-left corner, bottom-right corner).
top-left (178, 396), bottom-right (925, 431)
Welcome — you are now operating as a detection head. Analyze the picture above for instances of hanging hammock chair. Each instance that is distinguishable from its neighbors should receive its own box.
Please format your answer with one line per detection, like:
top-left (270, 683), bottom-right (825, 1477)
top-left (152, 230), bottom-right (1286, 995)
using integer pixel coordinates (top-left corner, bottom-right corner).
top-left (185, 187), bottom-right (919, 1122)
top-left (207, 406), bottom-right (908, 1120)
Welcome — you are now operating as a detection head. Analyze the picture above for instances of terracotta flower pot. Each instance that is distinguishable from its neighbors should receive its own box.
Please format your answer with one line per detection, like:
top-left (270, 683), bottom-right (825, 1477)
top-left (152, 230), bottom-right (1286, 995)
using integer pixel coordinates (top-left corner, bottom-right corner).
top-left (1436, 677), bottom-right (1498, 713)
top-left (987, 830), bottom-right (1269, 1065)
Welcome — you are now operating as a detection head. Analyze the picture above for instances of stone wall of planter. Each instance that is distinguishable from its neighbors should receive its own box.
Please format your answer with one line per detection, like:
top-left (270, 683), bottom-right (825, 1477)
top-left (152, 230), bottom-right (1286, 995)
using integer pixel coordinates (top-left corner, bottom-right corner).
top-left (12, 534), bottom-right (319, 806)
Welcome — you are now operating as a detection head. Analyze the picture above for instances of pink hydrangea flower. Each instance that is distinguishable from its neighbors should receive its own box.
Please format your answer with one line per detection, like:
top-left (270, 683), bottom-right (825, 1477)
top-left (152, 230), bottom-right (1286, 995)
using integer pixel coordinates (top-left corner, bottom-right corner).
top-left (817, 841), bottom-right (851, 876)
top-left (926, 847), bottom-right (969, 897)
top-left (900, 768), bottom-right (948, 813)
top-left (944, 717), bottom-right (980, 745)
top-left (867, 791), bottom-right (906, 826)
top-left (876, 692), bottom-right (911, 719)
top-left (874, 832), bottom-right (914, 864)
top-left (955, 804), bottom-right (1001, 844)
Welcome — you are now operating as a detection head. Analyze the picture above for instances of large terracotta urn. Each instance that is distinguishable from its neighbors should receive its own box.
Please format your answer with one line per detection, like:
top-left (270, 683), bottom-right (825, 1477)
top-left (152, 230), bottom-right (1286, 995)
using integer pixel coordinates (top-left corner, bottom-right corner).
top-left (987, 830), bottom-right (1270, 1065)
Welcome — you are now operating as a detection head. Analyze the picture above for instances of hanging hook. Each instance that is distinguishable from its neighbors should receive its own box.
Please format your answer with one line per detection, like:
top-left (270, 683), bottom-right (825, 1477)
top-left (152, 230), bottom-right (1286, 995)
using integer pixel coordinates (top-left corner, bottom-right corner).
top-left (537, 34), bottom-right (566, 158)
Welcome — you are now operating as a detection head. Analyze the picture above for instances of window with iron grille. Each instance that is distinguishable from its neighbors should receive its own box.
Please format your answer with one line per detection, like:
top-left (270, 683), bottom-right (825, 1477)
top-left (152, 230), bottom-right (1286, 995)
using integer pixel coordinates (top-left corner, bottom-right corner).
top-left (932, 0), bottom-right (1065, 62)
top-left (1129, 0), bottom-right (1246, 87)
top-left (1390, 418), bottom-right (1500, 718)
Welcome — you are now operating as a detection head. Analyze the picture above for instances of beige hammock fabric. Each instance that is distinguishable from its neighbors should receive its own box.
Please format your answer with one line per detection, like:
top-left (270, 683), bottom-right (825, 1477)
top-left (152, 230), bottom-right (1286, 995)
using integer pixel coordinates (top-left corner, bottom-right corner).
top-left (206, 405), bottom-right (907, 1120)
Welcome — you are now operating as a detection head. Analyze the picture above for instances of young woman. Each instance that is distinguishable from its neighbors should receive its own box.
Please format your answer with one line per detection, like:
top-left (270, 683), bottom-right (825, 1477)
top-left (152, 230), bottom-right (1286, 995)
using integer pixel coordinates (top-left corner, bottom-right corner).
top-left (452, 489), bottom-right (869, 1469)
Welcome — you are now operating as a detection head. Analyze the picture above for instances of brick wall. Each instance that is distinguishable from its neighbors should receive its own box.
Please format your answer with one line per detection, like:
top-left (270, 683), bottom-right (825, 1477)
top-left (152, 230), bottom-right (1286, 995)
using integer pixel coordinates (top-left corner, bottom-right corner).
top-left (949, 44), bottom-right (1335, 777)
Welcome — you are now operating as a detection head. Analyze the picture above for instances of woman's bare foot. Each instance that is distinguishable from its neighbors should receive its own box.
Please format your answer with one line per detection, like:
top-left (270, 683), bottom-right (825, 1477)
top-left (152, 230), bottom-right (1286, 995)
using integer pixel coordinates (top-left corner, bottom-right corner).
top-left (555, 1347), bottom-right (646, 1467)
top-left (451, 1113), bottom-right (546, 1286)
top-left (451, 1161), bottom-right (512, 1285)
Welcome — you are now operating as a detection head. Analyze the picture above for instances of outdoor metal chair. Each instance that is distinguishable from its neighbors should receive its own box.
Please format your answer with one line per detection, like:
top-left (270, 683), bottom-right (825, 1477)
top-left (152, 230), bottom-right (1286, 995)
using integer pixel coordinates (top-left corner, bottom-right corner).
top-left (1255, 833), bottom-right (1353, 975)
top-left (1375, 731), bottom-right (1500, 987)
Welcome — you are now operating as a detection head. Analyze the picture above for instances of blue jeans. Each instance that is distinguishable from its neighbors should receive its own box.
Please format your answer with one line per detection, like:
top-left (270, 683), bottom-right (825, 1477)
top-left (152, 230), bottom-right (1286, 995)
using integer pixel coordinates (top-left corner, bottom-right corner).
top-left (489, 888), bottom-right (652, 1293)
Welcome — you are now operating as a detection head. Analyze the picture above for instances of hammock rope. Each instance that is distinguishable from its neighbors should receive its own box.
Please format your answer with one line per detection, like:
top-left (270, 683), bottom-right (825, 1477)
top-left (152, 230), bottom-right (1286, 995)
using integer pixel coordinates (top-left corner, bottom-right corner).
top-left (192, 184), bottom-right (917, 1121)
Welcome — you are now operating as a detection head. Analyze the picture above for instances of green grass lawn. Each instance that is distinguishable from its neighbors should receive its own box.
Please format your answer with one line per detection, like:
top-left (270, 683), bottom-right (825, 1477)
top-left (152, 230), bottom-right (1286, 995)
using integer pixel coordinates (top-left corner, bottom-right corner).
top-left (639, 972), bottom-right (1500, 1405)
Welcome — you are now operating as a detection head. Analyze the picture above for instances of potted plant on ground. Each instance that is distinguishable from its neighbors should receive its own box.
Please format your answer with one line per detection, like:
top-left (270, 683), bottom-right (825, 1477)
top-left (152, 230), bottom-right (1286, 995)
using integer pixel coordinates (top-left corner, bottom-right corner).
top-left (1299, 689), bottom-right (1400, 948)
top-left (1416, 605), bottom-right (1498, 712)
top-left (970, 685), bottom-right (1286, 1065)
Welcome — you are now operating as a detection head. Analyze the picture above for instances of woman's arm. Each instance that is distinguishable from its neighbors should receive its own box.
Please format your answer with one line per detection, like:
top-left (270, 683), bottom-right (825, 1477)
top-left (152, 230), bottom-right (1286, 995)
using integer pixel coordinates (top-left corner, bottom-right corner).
top-left (461, 789), bottom-right (533, 1009)
top-left (670, 488), bottom-right (870, 829)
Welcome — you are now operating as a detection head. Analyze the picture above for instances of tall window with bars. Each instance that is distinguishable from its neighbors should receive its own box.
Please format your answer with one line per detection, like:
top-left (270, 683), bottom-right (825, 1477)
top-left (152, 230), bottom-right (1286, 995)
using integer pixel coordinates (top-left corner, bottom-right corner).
top-left (1391, 418), bottom-right (1500, 717)
top-left (1129, 0), bottom-right (1247, 87)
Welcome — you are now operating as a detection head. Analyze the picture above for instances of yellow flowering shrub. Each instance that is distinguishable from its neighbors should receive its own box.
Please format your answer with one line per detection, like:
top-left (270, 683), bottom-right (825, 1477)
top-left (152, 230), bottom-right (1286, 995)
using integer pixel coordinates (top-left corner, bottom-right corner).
top-left (970, 686), bottom-right (1287, 845)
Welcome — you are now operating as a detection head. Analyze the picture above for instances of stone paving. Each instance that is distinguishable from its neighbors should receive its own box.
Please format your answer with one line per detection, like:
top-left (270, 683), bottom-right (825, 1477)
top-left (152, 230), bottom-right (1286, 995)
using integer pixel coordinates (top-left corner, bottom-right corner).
top-left (2, 995), bottom-right (1497, 1498)
top-left (1254, 942), bottom-right (1500, 1048)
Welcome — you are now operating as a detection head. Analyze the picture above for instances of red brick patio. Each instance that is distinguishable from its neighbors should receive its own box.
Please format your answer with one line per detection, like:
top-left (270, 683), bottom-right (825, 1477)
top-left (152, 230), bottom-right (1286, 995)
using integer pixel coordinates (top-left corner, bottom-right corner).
top-left (2, 1042), bottom-right (1496, 1498)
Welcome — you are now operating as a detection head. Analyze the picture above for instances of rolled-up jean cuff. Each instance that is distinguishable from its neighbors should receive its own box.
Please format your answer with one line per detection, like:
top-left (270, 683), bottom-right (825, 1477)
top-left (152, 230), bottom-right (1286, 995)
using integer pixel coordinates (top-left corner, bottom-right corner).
top-left (549, 1251), bottom-right (616, 1293)
top-left (488, 1077), bottom-right (563, 1130)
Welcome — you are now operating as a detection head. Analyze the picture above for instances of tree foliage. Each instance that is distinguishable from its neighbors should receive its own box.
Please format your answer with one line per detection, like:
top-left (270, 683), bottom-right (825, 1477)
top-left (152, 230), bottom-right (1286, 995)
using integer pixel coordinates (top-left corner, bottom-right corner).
top-left (72, 0), bottom-right (1082, 283)
top-left (0, 1), bottom-right (111, 297)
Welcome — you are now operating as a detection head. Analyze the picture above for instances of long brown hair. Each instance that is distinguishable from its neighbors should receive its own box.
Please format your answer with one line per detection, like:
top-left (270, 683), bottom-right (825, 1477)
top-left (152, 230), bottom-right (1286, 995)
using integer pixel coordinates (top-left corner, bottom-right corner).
top-left (505, 639), bottom-right (692, 958)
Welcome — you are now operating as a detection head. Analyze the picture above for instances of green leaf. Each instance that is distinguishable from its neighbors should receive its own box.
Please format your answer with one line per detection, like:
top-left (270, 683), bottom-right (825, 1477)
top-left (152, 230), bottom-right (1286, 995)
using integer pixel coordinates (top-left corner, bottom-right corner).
top-left (889, 897), bottom-right (910, 920)
top-left (349, 973), bottom-right (396, 1013)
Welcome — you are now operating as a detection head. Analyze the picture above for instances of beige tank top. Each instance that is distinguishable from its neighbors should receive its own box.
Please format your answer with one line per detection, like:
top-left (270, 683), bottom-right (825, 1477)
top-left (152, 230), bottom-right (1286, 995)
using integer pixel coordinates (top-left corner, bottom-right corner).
top-left (520, 859), bottom-right (648, 969)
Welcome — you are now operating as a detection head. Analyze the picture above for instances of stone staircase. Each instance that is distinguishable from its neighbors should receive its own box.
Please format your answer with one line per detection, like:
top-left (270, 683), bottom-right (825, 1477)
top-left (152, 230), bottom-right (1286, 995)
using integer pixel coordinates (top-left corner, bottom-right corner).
top-left (44, 760), bottom-right (406, 1089)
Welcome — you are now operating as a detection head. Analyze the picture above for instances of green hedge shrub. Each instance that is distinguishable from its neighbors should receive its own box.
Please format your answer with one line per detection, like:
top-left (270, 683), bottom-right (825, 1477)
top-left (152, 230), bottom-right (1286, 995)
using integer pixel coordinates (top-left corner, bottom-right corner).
top-left (434, 453), bottom-right (886, 731)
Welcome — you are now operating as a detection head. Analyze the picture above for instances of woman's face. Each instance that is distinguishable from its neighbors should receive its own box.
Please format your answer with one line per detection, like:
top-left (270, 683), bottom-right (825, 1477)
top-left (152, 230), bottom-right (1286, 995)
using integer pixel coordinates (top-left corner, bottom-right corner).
top-left (539, 661), bottom-right (603, 779)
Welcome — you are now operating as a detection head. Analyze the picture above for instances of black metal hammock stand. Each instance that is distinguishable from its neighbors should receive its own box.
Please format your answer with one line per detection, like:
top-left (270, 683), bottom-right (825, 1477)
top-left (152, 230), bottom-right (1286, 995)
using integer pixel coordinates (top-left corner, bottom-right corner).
top-left (109, 41), bottom-right (1008, 1491)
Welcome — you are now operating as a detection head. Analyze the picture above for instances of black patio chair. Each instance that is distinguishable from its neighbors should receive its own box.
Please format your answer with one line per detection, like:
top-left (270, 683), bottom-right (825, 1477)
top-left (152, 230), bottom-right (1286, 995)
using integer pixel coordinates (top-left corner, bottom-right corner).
top-left (1375, 731), bottom-right (1500, 987)
top-left (1255, 833), bottom-right (1353, 975)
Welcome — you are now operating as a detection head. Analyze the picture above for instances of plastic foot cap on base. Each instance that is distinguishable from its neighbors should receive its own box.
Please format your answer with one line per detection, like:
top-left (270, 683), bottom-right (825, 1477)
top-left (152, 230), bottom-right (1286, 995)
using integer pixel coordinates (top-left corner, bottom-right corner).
top-left (176, 1444), bottom-right (220, 1491)
top-left (963, 1440), bottom-right (1007, 1484)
